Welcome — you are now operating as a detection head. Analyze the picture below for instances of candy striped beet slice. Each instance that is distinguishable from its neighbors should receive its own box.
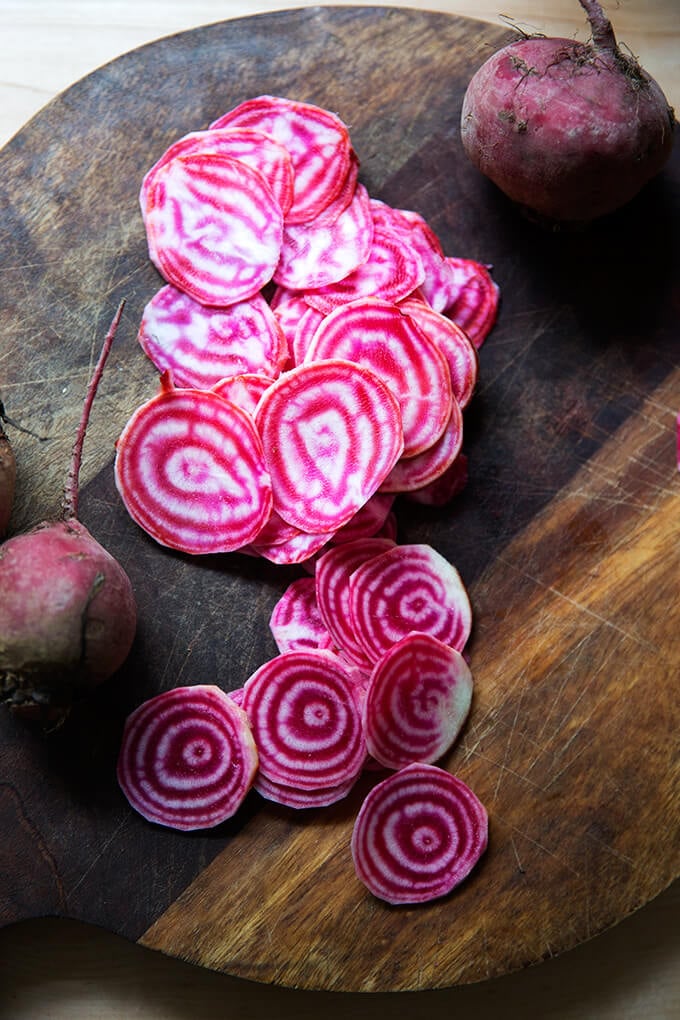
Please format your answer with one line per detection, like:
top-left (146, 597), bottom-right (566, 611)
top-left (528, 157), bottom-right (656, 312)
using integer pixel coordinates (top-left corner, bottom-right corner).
top-left (117, 685), bottom-right (258, 831)
top-left (254, 358), bottom-right (404, 534)
top-left (144, 151), bottom-right (283, 306)
top-left (399, 297), bottom-right (478, 409)
top-left (138, 285), bottom-right (288, 390)
top-left (242, 649), bottom-right (366, 790)
top-left (254, 770), bottom-right (358, 810)
top-left (348, 543), bottom-right (472, 662)
top-left (273, 182), bottom-right (373, 290)
top-left (140, 127), bottom-right (294, 221)
top-left (351, 763), bottom-right (488, 904)
top-left (304, 297), bottom-right (453, 457)
top-left (269, 575), bottom-right (335, 653)
top-left (380, 399), bottom-right (464, 494)
top-left (211, 373), bottom-right (276, 416)
top-left (362, 632), bottom-right (473, 769)
top-left (114, 373), bottom-right (273, 554)
top-left (211, 95), bottom-right (353, 225)
top-left (441, 257), bottom-right (500, 348)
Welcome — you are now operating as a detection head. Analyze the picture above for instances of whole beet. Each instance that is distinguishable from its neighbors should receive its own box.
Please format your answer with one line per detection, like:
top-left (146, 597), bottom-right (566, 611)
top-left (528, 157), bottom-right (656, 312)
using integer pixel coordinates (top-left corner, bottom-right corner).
top-left (460, 0), bottom-right (676, 225)
top-left (0, 303), bottom-right (137, 724)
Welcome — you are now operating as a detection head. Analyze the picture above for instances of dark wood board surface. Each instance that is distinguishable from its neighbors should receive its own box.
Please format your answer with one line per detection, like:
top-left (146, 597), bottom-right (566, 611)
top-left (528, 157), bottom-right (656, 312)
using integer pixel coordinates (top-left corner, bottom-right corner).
top-left (0, 5), bottom-right (678, 994)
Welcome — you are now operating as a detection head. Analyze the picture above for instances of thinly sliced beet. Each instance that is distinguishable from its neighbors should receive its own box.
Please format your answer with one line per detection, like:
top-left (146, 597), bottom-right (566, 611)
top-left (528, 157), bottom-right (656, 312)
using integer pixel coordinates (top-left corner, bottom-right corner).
top-left (254, 769), bottom-right (358, 810)
top-left (117, 684), bottom-right (258, 831)
top-left (331, 492), bottom-right (396, 545)
top-left (362, 632), bottom-right (473, 769)
top-left (114, 372), bottom-right (273, 554)
top-left (144, 151), bottom-right (283, 307)
top-left (138, 285), bottom-right (288, 390)
top-left (242, 649), bottom-right (366, 790)
top-left (211, 373), bottom-right (276, 416)
top-left (349, 543), bottom-right (472, 662)
top-left (399, 297), bottom-right (478, 409)
top-left (441, 257), bottom-right (500, 348)
top-left (211, 95), bottom-right (353, 225)
top-left (273, 182), bottom-right (373, 290)
top-left (381, 400), bottom-right (464, 494)
top-left (351, 763), bottom-right (488, 904)
top-left (140, 126), bottom-right (295, 220)
top-left (304, 298), bottom-right (452, 458)
top-left (304, 222), bottom-right (425, 313)
top-left (406, 451), bottom-right (469, 507)
top-left (315, 537), bottom-right (397, 668)
top-left (269, 575), bottom-right (335, 653)
top-left (253, 358), bottom-right (404, 534)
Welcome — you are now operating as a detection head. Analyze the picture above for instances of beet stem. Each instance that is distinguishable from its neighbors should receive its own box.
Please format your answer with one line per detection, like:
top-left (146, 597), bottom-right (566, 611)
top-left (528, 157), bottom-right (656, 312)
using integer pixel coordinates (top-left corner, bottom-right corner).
top-left (62, 300), bottom-right (125, 521)
top-left (579, 0), bottom-right (618, 54)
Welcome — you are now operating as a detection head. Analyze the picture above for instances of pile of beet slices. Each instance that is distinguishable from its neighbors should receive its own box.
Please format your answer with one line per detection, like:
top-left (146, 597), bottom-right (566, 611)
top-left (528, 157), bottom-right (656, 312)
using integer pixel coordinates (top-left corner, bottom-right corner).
top-left (116, 95), bottom-right (497, 905)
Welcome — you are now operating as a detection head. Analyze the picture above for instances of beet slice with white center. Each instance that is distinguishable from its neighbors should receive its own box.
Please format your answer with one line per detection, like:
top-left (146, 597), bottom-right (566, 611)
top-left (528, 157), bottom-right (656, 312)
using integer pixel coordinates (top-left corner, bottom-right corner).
top-left (304, 297), bottom-right (452, 458)
top-left (137, 285), bottom-right (288, 390)
top-left (114, 372), bottom-right (273, 554)
top-left (253, 358), bottom-right (404, 534)
top-left (273, 182), bottom-right (373, 290)
top-left (351, 762), bottom-right (488, 904)
top-left (303, 222), bottom-right (425, 313)
top-left (211, 95), bottom-right (353, 225)
top-left (362, 632), bottom-right (473, 769)
top-left (144, 151), bottom-right (283, 307)
top-left (140, 126), bottom-right (295, 221)
top-left (315, 537), bottom-right (397, 668)
top-left (242, 649), bottom-right (366, 790)
top-left (117, 684), bottom-right (258, 831)
top-left (348, 543), bottom-right (472, 662)
top-left (269, 575), bottom-right (335, 653)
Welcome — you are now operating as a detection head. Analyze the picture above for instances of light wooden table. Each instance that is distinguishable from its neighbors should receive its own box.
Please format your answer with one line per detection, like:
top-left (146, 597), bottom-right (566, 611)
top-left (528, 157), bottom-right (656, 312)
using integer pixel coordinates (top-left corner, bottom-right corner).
top-left (0, 2), bottom-right (678, 1018)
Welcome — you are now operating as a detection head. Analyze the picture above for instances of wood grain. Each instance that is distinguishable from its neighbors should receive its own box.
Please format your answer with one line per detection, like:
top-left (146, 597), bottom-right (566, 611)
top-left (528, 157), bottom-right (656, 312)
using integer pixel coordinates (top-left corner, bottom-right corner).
top-left (0, 5), bottom-right (677, 994)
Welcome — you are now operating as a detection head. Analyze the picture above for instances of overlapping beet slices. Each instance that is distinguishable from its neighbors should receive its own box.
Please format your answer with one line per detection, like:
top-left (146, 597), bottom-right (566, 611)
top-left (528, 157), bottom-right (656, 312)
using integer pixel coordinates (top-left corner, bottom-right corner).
top-left (116, 94), bottom-right (498, 904)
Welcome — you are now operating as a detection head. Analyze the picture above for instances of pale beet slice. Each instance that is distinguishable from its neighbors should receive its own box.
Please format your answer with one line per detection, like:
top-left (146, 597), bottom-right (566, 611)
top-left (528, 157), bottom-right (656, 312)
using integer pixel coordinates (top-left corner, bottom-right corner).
top-left (315, 537), bottom-right (397, 669)
top-left (114, 372), bottom-right (273, 554)
top-left (144, 151), bottom-right (283, 306)
top-left (211, 95), bottom-right (353, 225)
top-left (117, 684), bottom-right (258, 831)
top-left (253, 358), bottom-right (404, 534)
top-left (242, 648), bottom-right (366, 791)
top-left (399, 297), bottom-right (478, 409)
top-left (351, 762), bottom-right (488, 904)
top-left (269, 575), bottom-right (335, 653)
top-left (362, 632), bottom-right (473, 769)
top-left (303, 297), bottom-right (453, 458)
top-left (138, 285), bottom-right (288, 389)
top-left (140, 126), bottom-right (295, 220)
top-left (348, 543), bottom-right (472, 663)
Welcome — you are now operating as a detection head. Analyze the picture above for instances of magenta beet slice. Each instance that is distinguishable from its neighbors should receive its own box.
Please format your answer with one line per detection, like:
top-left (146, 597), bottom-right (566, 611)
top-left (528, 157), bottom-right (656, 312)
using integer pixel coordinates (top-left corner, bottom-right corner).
top-left (349, 543), bottom-right (472, 662)
top-left (211, 95), bottom-right (353, 225)
top-left (362, 632), bottom-right (473, 769)
top-left (137, 285), bottom-right (288, 390)
top-left (315, 537), bottom-right (397, 668)
top-left (406, 451), bottom-right (469, 507)
top-left (273, 182), bottom-right (374, 290)
top-left (351, 763), bottom-right (488, 904)
top-left (117, 684), bottom-right (258, 831)
top-left (253, 358), bottom-right (404, 534)
top-left (269, 576), bottom-right (335, 653)
top-left (441, 257), bottom-right (500, 348)
top-left (242, 649), bottom-right (366, 790)
top-left (303, 221), bottom-right (425, 313)
top-left (380, 400), bottom-right (464, 494)
top-left (254, 769), bottom-right (358, 809)
top-left (144, 151), bottom-right (283, 306)
top-left (114, 373), bottom-right (273, 554)
top-left (331, 491), bottom-right (396, 544)
top-left (304, 297), bottom-right (452, 458)
top-left (399, 297), bottom-right (478, 409)
top-left (140, 126), bottom-right (295, 220)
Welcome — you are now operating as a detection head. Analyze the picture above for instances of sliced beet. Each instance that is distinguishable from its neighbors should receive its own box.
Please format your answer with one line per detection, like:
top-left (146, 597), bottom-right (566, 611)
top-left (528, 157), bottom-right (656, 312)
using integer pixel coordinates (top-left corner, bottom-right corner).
top-left (351, 762), bottom-right (488, 904)
top-left (144, 151), bottom-right (283, 306)
top-left (348, 543), bottom-right (472, 662)
top-left (269, 575), bottom-right (335, 653)
top-left (362, 632), bottom-right (473, 769)
top-left (380, 399), bottom-right (464, 494)
top-left (405, 451), bottom-right (470, 507)
top-left (211, 372), bottom-right (276, 416)
top-left (114, 372), bottom-right (273, 554)
top-left (399, 297), bottom-right (478, 409)
top-left (441, 257), bottom-right (500, 348)
top-left (253, 358), bottom-right (404, 534)
top-left (242, 648), bottom-right (366, 790)
top-left (117, 684), bottom-right (258, 831)
top-left (137, 285), bottom-right (288, 389)
top-left (254, 769), bottom-right (358, 810)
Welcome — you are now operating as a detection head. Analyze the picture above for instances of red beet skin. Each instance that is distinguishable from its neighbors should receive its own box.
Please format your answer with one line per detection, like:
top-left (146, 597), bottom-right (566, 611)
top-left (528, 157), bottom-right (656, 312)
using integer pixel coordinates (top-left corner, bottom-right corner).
top-left (460, 0), bottom-right (675, 224)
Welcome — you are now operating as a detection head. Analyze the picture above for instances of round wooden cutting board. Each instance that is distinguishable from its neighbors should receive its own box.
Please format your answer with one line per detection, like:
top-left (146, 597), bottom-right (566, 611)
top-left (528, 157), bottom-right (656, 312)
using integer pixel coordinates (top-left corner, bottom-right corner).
top-left (0, 5), bottom-right (678, 994)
